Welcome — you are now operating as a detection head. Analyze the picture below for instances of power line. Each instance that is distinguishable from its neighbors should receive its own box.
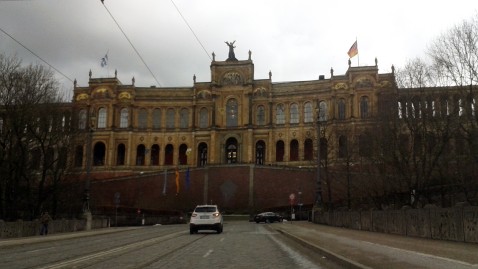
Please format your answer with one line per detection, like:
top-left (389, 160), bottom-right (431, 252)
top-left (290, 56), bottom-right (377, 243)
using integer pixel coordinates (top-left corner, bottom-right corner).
top-left (170, 0), bottom-right (211, 61)
top-left (0, 26), bottom-right (74, 83)
top-left (101, 0), bottom-right (162, 87)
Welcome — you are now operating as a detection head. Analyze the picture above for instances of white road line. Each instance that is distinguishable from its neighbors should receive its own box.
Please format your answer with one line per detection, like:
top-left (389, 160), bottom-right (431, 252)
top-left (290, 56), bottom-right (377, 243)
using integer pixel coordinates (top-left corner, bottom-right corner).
top-left (203, 249), bottom-right (213, 258)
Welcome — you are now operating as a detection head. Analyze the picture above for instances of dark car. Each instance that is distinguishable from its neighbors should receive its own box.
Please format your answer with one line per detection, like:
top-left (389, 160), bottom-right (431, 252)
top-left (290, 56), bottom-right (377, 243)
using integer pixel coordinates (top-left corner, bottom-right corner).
top-left (253, 212), bottom-right (283, 223)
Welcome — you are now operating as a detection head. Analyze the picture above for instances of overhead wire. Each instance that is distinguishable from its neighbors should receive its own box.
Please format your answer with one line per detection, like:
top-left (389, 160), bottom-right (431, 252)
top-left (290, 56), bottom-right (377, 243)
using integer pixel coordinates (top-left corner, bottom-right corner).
top-left (100, 0), bottom-right (162, 87)
top-left (0, 26), bottom-right (75, 84)
top-left (170, 0), bottom-right (211, 61)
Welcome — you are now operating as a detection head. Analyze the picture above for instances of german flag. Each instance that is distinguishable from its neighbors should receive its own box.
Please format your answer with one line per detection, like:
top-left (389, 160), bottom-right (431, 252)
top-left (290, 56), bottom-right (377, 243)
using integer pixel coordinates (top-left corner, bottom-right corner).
top-left (347, 41), bottom-right (358, 58)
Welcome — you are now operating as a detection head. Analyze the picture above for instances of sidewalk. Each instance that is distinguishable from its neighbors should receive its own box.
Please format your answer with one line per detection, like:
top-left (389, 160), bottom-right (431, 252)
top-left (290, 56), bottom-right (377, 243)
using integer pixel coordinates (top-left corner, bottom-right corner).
top-left (0, 227), bottom-right (138, 247)
top-left (271, 221), bottom-right (478, 269)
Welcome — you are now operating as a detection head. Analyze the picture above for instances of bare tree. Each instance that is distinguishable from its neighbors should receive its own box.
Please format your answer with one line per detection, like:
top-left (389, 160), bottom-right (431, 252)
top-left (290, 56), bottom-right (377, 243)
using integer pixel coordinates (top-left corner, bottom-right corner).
top-left (0, 54), bottom-right (72, 220)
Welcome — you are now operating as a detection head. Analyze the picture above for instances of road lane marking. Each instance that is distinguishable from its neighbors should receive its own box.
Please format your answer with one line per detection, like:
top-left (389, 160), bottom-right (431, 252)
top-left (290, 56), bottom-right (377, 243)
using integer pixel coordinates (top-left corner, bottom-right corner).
top-left (203, 249), bottom-right (213, 258)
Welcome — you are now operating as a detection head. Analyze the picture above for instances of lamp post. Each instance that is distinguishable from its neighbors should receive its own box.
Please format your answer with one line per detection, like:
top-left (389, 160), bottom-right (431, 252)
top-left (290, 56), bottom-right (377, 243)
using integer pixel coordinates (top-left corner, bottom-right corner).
top-left (83, 112), bottom-right (95, 230)
top-left (315, 105), bottom-right (326, 209)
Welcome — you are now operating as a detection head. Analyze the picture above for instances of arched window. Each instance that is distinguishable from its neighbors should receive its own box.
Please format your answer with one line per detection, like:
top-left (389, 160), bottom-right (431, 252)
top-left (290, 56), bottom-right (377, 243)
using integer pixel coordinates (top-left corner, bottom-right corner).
top-left (136, 144), bottom-right (145, 165)
top-left (120, 108), bottom-right (129, 128)
top-left (179, 144), bottom-right (188, 165)
top-left (117, 144), bottom-right (125, 165)
top-left (153, 108), bottom-right (161, 129)
top-left (78, 109), bottom-right (87, 130)
top-left (304, 139), bottom-right (313, 160)
top-left (226, 99), bottom-right (238, 127)
top-left (226, 137), bottom-right (238, 163)
top-left (276, 140), bottom-right (284, 162)
top-left (360, 96), bottom-right (369, 118)
top-left (338, 99), bottom-right (346, 120)
top-left (97, 108), bottom-right (107, 128)
top-left (290, 103), bottom-right (299, 124)
top-left (338, 135), bottom-right (348, 158)
top-left (199, 107), bottom-right (209, 128)
top-left (151, 144), bottom-right (160, 165)
top-left (255, 140), bottom-right (265, 165)
top-left (180, 108), bottom-right (189, 128)
top-left (276, 104), bottom-right (285, 124)
top-left (318, 101), bottom-right (327, 121)
top-left (93, 142), bottom-right (106, 166)
top-left (290, 139), bottom-right (299, 161)
top-left (166, 108), bottom-right (175, 129)
top-left (138, 109), bottom-right (148, 129)
top-left (304, 102), bottom-right (313, 123)
top-left (198, 143), bottom-right (208, 167)
top-left (164, 144), bottom-right (174, 165)
top-left (256, 105), bottom-right (266, 126)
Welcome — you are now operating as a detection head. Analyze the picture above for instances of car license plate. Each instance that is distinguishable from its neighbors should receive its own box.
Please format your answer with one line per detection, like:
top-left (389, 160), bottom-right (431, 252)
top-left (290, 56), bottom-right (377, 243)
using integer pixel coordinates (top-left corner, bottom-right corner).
top-left (200, 216), bottom-right (209, 219)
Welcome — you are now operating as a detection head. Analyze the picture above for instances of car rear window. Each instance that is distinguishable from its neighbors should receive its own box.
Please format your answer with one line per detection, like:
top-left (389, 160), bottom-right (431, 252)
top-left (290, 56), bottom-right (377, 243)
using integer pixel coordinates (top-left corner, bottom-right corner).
top-left (195, 206), bottom-right (216, 212)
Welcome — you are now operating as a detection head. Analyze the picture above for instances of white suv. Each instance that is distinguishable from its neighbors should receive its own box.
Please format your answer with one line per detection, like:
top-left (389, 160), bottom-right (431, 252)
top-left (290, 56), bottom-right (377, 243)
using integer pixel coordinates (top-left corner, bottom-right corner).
top-left (189, 205), bottom-right (223, 234)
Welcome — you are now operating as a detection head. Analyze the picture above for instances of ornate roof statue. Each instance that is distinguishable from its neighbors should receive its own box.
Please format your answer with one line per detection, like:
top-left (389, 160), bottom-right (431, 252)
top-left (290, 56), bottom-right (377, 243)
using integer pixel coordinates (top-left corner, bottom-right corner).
top-left (225, 41), bottom-right (238, 61)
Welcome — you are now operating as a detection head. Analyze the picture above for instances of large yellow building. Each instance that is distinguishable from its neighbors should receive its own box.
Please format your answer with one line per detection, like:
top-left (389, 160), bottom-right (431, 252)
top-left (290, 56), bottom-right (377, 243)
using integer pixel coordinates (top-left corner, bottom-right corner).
top-left (71, 49), bottom-right (396, 176)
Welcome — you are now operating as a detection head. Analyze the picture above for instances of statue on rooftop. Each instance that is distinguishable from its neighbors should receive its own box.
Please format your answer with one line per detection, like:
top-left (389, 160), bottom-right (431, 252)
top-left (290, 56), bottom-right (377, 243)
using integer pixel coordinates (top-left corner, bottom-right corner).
top-left (225, 41), bottom-right (237, 61)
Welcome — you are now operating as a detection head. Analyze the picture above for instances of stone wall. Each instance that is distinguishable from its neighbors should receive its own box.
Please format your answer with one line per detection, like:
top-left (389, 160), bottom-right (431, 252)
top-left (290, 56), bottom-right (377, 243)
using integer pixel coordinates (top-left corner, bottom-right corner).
top-left (0, 218), bottom-right (110, 239)
top-left (312, 206), bottom-right (478, 243)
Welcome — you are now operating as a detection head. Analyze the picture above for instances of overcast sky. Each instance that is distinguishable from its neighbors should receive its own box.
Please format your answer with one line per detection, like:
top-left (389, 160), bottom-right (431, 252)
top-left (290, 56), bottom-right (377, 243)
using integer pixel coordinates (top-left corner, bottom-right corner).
top-left (1, 0), bottom-right (477, 100)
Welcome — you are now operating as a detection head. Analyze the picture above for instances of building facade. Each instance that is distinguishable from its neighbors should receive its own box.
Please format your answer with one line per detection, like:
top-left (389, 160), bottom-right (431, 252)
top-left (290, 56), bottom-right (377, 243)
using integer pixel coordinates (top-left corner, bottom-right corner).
top-left (71, 50), bottom-right (397, 177)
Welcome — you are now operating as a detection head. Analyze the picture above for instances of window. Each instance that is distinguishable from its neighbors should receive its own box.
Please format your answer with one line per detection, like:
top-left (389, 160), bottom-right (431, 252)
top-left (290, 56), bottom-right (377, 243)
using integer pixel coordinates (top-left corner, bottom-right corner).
top-left (304, 139), bottom-right (313, 160)
top-left (318, 101), bottom-right (327, 121)
top-left (120, 108), bottom-right (129, 128)
top-left (290, 103), bottom-right (299, 124)
top-left (97, 108), bottom-right (107, 128)
top-left (304, 102), bottom-right (313, 123)
top-left (138, 109), bottom-right (147, 129)
top-left (255, 141), bottom-right (265, 165)
top-left (117, 144), bottom-right (125, 165)
top-left (180, 108), bottom-right (189, 129)
top-left (276, 104), bottom-right (285, 124)
top-left (360, 96), bottom-right (369, 118)
top-left (198, 143), bottom-right (208, 167)
top-left (153, 109), bottom-right (161, 129)
top-left (151, 144), bottom-right (160, 165)
top-left (226, 99), bottom-right (238, 127)
top-left (93, 142), bottom-right (106, 166)
top-left (179, 144), bottom-right (188, 165)
top-left (290, 139), bottom-right (299, 161)
top-left (164, 144), bottom-right (174, 165)
top-left (256, 105), bottom-right (266, 125)
top-left (78, 109), bottom-right (87, 129)
top-left (166, 108), bottom-right (175, 129)
top-left (199, 107), bottom-right (209, 128)
top-left (338, 99), bottom-right (346, 120)
top-left (226, 138), bottom-right (238, 163)
top-left (338, 135), bottom-right (348, 158)
top-left (276, 140), bottom-right (284, 162)
top-left (136, 144), bottom-right (145, 165)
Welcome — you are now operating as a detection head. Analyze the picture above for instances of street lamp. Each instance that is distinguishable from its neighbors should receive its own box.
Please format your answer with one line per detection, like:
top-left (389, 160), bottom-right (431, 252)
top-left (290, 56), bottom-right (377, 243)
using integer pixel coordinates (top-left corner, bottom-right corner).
top-left (315, 103), bottom-right (327, 209)
top-left (83, 112), bottom-right (96, 214)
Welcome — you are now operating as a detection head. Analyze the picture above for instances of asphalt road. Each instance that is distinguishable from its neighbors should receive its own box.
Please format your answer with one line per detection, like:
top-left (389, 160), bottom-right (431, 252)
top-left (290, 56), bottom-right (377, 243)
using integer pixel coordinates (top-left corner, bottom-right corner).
top-left (0, 221), bottom-right (340, 269)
